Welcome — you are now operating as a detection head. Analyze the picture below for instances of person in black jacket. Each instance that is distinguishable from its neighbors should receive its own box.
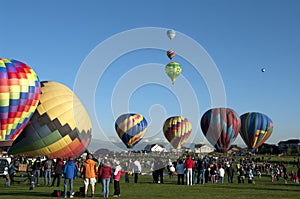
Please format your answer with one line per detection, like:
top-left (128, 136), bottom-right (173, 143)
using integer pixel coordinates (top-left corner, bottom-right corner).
top-left (51, 158), bottom-right (64, 187)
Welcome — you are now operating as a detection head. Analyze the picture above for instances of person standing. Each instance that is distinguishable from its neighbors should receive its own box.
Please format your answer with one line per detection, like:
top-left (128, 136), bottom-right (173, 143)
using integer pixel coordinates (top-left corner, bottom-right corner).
top-left (43, 156), bottom-right (53, 186)
top-left (98, 159), bottom-right (113, 198)
top-left (113, 161), bottom-right (126, 197)
top-left (132, 159), bottom-right (142, 183)
top-left (184, 155), bottom-right (195, 186)
top-left (81, 154), bottom-right (97, 198)
top-left (176, 159), bottom-right (185, 185)
top-left (51, 158), bottom-right (64, 187)
top-left (226, 164), bottom-right (234, 183)
top-left (63, 157), bottom-right (77, 198)
top-left (32, 157), bottom-right (42, 186)
top-left (218, 166), bottom-right (225, 184)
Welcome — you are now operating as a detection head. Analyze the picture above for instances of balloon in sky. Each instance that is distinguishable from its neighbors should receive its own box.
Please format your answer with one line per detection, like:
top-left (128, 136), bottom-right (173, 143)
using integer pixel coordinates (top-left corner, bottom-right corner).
top-left (200, 108), bottom-right (241, 153)
top-left (163, 116), bottom-right (192, 149)
top-left (167, 29), bottom-right (176, 40)
top-left (166, 50), bottom-right (176, 60)
top-left (8, 81), bottom-right (92, 159)
top-left (239, 112), bottom-right (273, 150)
top-left (115, 113), bottom-right (147, 148)
top-left (165, 62), bottom-right (182, 85)
top-left (0, 58), bottom-right (40, 143)
top-left (261, 68), bottom-right (266, 72)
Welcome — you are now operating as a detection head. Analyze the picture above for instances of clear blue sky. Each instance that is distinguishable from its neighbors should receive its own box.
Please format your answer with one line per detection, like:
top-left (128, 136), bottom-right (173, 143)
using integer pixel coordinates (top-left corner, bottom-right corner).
top-left (1, 0), bottom-right (300, 150)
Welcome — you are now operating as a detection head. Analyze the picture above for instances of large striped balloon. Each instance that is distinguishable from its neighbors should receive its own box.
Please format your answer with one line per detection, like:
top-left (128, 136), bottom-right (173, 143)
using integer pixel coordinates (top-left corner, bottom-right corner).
top-left (0, 58), bottom-right (40, 142)
top-left (239, 112), bottom-right (273, 150)
top-left (200, 108), bottom-right (241, 152)
top-left (115, 113), bottom-right (147, 148)
top-left (163, 116), bottom-right (192, 149)
top-left (8, 81), bottom-right (92, 158)
top-left (165, 62), bottom-right (182, 85)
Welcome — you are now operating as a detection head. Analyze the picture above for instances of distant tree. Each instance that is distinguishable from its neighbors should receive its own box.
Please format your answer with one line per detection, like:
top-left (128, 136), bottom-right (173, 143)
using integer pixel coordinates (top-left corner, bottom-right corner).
top-left (286, 146), bottom-right (292, 156)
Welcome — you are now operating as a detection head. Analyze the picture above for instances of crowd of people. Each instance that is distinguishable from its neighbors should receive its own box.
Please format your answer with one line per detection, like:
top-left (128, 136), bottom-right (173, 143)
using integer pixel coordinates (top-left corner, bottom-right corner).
top-left (2, 152), bottom-right (300, 198)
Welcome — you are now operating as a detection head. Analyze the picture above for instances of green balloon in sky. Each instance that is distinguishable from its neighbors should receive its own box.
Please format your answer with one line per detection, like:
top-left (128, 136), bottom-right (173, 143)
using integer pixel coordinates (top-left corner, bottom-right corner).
top-left (165, 62), bottom-right (182, 85)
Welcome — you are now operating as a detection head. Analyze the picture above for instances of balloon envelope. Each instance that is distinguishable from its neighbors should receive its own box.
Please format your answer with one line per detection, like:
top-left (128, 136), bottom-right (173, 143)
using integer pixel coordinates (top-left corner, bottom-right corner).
top-left (163, 116), bottom-right (192, 149)
top-left (0, 58), bottom-right (40, 142)
top-left (200, 108), bottom-right (241, 152)
top-left (167, 29), bottom-right (176, 40)
top-left (166, 50), bottom-right (176, 59)
top-left (239, 112), bottom-right (273, 150)
top-left (115, 113), bottom-right (147, 148)
top-left (8, 81), bottom-right (92, 158)
top-left (165, 62), bottom-right (182, 85)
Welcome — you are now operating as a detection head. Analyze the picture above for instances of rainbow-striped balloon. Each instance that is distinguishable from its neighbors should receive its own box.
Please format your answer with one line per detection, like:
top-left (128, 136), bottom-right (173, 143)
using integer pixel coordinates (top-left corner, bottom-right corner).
top-left (0, 58), bottom-right (40, 142)
top-left (163, 116), bottom-right (192, 149)
top-left (115, 113), bottom-right (147, 148)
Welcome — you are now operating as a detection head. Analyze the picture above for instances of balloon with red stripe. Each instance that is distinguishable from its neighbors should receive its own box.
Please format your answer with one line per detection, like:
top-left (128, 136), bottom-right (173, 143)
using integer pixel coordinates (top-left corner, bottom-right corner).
top-left (163, 116), bottom-right (192, 149)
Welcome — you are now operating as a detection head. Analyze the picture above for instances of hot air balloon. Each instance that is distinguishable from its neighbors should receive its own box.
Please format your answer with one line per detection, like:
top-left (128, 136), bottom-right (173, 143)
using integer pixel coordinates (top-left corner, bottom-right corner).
top-left (8, 81), bottom-right (92, 159)
top-left (165, 62), bottom-right (182, 85)
top-left (239, 112), bottom-right (273, 150)
top-left (166, 50), bottom-right (176, 60)
top-left (115, 113), bottom-right (147, 148)
top-left (261, 68), bottom-right (266, 72)
top-left (167, 29), bottom-right (176, 40)
top-left (200, 108), bottom-right (241, 153)
top-left (163, 116), bottom-right (192, 149)
top-left (0, 58), bottom-right (40, 148)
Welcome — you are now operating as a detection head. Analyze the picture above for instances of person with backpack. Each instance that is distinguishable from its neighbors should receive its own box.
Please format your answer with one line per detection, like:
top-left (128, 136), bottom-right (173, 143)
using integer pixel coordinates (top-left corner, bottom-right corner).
top-left (43, 156), bottom-right (53, 186)
top-left (63, 157), bottom-right (77, 198)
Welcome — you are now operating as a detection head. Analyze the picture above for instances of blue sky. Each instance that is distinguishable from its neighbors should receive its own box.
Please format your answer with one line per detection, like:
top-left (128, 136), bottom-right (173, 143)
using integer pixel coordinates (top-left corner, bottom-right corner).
top-left (1, 0), bottom-right (300, 150)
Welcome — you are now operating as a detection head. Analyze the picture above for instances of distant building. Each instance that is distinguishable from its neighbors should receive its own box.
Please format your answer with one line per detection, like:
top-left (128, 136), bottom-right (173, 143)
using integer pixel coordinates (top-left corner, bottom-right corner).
top-left (194, 144), bottom-right (214, 154)
top-left (278, 139), bottom-right (300, 155)
top-left (144, 144), bottom-right (167, 153)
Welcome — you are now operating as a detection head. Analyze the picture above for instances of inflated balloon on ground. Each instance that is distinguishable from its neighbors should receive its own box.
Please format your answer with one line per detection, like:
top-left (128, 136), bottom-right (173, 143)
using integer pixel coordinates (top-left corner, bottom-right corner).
top-left (8, 81), bottom-right (92, 158)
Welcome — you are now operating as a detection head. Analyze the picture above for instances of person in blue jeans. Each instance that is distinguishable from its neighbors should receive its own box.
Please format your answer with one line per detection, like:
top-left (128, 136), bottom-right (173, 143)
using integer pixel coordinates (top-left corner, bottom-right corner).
top-left (63, 157), bottom-right (78, 198)
top-left (43, 156), bottom-right (53, 186)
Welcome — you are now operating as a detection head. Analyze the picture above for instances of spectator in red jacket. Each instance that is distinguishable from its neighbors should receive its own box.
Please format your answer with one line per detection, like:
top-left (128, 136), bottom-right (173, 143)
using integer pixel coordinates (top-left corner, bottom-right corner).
top-left (184, 155), bottom-right (195, 186)
top-left (98, 160), bottom-right (112, 198)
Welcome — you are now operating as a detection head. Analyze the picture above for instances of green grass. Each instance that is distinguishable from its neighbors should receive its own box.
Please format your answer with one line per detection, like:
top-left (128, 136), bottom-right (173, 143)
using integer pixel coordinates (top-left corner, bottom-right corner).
top-left (0, 174), bottom-right (299, 199)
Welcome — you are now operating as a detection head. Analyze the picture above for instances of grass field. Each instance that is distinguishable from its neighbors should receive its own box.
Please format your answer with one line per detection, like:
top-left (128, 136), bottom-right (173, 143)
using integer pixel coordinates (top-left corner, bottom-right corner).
top-left (0, 173), bottom-right (299, 199)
